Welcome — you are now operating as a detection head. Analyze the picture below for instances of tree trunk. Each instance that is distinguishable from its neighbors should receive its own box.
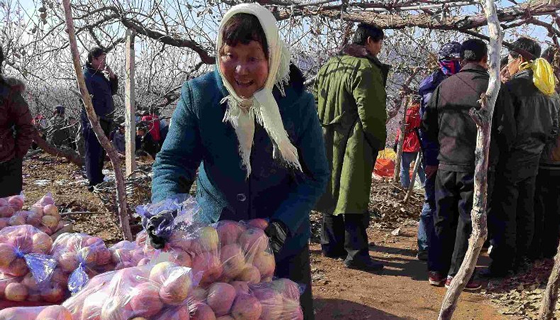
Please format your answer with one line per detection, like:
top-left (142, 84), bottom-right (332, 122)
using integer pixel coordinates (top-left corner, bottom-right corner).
top-left (438, 0), bottom-right (502, 318)
top-left (393, 96), bottom-right (410, 182)
top-left (538, 242), bottom-right (560, 318)
top-left (404, 151), bottom-right (422, 204)
top-left (125, 29), bottom-right (137, 177)
top-left (62, 0), bottom-right (133, 241)
top-left (32, 129), bottom-right (84, 166)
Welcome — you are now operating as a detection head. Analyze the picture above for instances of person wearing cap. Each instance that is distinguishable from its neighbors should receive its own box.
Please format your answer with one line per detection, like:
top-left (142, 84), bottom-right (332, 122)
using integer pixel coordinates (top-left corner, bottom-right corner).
top-left (416, 42), bottom-right (462, 262)
top-left (314, 23), bottom-right (389, 272)
top-left (422, 39), bottom-right (514, 289)
top-left (111, 122), bottom-right (126, 155)
top-left (0, 46), bottom-right (34, 198)
top-left (135, 121), bottom-right (157, 159)
top-left (488, 38), bottom-right (559, 276)
top-left (151, 4), bottom-right (329, 318)
top-left (82, 47), bottom-right (119, 191)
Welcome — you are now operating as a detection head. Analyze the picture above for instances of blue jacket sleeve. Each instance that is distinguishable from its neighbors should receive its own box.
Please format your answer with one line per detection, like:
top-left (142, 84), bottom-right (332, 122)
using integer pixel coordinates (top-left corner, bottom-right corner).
top-left (151, 82), bottom-right (203, 203)
top-left (421, 86), bottom-right (441, 166)
top-left (271, 94), bottom-right (330, 235)
top-left (419, 90), bottom-right (440, 166)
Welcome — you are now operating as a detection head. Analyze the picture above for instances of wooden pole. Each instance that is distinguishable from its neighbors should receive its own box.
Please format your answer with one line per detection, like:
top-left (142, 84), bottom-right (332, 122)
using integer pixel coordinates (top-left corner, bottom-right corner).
top-left (404, 151), bottom-right (422, 204)
top-left (62, 0), bottom-right (133, 241)
top-left (393, 96), bottom-right (410, 183)
top-left (438, 0), bottom-right (502, 318)
top-left (125, 29), bottom-right (137, 177)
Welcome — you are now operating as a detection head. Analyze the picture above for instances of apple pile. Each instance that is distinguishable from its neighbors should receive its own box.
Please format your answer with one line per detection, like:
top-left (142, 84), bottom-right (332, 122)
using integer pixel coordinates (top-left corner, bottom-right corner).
top-left (0, 305), bottom-right (73, 320)
top-left (62, 261), bottom-right (194, 320)
top-left (49, 233), bottom-right (113, 294)
top-left (0, 193), bottom-right (64, 235)
top-left (0, 225), bottom-right (63, 303)
top-left (109, 240), bottom-right (152, 269)
top-left (189, 278), bottom-right (304, 320)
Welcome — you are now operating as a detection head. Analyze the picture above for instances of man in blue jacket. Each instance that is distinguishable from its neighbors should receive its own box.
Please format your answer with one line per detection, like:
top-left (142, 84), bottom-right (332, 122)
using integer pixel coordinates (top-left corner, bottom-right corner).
top-left (82, 47), bottom-right (119, 191)
top-left (416, 42), bottom-right (461, 263)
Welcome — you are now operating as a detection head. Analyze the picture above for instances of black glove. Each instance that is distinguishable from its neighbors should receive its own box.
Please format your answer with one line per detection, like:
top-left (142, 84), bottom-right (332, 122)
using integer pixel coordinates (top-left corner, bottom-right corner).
top-left (143, 209), bottom-right (177, 249)
top-left (264, 220), bottom-right (290, 255)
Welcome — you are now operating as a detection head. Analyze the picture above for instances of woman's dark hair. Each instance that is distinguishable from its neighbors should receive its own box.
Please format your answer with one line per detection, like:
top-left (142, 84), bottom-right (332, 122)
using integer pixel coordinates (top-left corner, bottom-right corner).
top-left (87, 47), bottom-right (105, 63)
top-left (510, 37), bottom-right (541, 61)
top-left (353, 23), bottom-right (384, 45)
top-left (221, 13), bottom-right (268, 58)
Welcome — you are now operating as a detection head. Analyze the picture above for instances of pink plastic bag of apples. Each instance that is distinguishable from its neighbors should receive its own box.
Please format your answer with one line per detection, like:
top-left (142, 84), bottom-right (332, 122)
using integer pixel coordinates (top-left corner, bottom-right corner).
top-left (188, 278), bottom-right (304, 320)
top-left (0, 305), bottom-right (72, 320)
top-left (28, 193), bottom-right (63, 235)
top-left (0, 193), bottom-right (64, 235)
top-left (0, 194), bottom-right (25, 228)
top-left (63, 261), bottom-right (196, 320)
top-left (49, 233), bottom-right (113, 294)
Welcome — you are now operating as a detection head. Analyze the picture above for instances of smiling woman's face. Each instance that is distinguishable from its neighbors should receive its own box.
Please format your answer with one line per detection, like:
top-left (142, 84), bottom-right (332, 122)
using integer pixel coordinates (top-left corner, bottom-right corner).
top-left (219, 40), bottom-right (269, 99)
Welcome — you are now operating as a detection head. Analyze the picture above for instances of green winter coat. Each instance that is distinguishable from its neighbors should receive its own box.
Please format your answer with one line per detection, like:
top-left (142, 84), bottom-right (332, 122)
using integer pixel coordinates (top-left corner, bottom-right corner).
top-left (314, 44), bottom-right (390, 215)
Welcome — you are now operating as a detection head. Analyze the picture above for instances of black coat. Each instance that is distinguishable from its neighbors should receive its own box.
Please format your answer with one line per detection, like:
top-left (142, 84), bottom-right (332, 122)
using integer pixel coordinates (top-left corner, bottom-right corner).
top-left (501, 69), bottom-right (559, 177)
top-left (422, 63), bottom-right (515, 172)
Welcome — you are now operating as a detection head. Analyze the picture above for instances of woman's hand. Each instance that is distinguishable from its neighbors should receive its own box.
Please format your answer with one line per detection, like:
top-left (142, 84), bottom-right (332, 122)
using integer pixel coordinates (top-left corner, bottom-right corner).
top-left (265, 220), bottom-right (290, 254)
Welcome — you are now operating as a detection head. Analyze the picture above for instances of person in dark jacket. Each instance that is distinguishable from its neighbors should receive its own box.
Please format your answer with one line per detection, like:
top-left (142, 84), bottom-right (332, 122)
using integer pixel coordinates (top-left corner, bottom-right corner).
top-left (416, 42), bottom-right (462, 261)
top-left (82, 47), bottom-right (119, 191)
top-left (111, 122), bottom-right (126, 155)
top-left (135, 122), bottom-right (158, 159)
top-left (529, 47), bottom-right (560, 260)
top-left (314, 23), bottom-right (389, 272)
top-left (0, 46), bottom-right (34, 198)
top-left (151, 5), bottom-right (329, 319)
top-left (488, 38), bottom-right (559, 276)
top-left (422, 39), bottom-right (514, 289)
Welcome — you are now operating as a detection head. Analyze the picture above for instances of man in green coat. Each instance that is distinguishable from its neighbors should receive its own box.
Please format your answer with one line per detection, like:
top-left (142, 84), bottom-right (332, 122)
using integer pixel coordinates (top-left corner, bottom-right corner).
top-left (315, 23), bottom-right (389, 272)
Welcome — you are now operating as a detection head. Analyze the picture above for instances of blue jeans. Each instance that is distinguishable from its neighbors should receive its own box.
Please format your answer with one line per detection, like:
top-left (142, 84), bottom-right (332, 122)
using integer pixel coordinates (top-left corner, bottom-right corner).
top-left (400, 152), bottom-right (425, 189)
top-left (417, 171), bottom-right (435, 253)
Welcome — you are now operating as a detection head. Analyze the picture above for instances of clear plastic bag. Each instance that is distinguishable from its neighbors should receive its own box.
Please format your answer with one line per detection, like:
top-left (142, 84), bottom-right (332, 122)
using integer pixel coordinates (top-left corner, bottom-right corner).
top-left (109, 240), bottom-right (152, 269)
top-left (189, 278), bottom-right (304, 320)
top-left (28, 193), bottom-right (63, 235)
top-left (63, 261), bottom-right (196, 320)
top-left (50, 233), bottom-right (112, 294)
top-left (0, 305), bottom-right (72, 320)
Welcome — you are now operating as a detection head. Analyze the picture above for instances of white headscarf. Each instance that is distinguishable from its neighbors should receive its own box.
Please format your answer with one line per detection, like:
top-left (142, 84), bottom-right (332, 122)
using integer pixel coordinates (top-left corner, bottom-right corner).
top-left (216, 3), bottom-right (302, 178)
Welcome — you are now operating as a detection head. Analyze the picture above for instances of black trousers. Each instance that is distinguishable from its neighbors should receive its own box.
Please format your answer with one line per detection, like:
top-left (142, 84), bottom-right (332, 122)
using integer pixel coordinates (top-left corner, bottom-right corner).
top-left (83, 120), bottom-right (112, 186)
top-left (275, 244), bottom-right (315, 320)
top-left (489, 172), bottom-right (536, 271)
top-left (530, 168), bottom-right (560, 259)
top-left (321, 213), bottom-right (370, 263)
top-left (0, 157), bottom-right (23, 198)
top-left (430, 170), bottom-right (474, 276)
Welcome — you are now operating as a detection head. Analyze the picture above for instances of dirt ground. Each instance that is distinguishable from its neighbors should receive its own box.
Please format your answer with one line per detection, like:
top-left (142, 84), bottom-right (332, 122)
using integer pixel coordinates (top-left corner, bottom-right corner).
top-left (19, 152), bottom-right (556, 319)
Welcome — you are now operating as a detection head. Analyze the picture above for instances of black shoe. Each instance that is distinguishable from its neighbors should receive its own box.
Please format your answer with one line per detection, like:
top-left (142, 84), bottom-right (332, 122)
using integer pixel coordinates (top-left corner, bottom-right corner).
top-left (416, 250), bottom-right (428, 261)
top-left (480, 266), bottom-right (510, 279)
top-left (322, 250), bottom-right (347, 259)
top-left (344, 257), bottom-right (384, 272)
top-left (87, 185), bottom-right (95, 192)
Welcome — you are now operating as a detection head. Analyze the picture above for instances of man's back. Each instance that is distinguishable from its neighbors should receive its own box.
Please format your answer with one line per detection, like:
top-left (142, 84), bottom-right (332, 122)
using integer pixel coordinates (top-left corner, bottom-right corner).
top-left (423, 63), bottom-right (490, 172)
top-left (315, 45), bottom-right (389, 150)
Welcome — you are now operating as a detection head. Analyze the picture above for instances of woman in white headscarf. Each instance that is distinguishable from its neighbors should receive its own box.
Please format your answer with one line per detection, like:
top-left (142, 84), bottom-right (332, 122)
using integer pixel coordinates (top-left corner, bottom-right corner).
top-left (151, 4), bottom-right (329, 318)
